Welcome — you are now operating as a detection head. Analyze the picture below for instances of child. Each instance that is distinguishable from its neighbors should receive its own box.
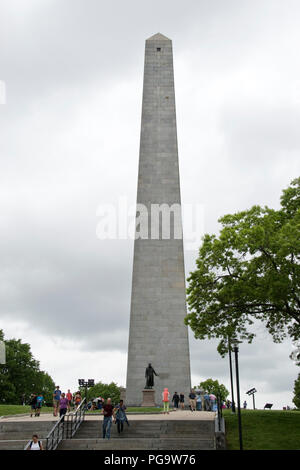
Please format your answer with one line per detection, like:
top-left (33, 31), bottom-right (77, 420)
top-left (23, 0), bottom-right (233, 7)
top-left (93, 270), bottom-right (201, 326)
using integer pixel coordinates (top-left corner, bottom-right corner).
top-left (162, 388), bottom-right (170, 414)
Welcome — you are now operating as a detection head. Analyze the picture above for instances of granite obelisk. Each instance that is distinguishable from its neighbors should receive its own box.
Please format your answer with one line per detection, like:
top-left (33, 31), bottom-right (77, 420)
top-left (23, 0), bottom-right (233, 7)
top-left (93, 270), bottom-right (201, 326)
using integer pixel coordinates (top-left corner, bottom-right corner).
top-left (126, 33), bottom-right (191, 406)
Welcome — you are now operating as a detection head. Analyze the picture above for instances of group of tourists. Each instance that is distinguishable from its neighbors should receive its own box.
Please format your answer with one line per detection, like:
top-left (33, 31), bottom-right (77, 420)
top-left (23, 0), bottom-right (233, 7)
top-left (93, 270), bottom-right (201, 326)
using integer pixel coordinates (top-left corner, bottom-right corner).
top-left (86, 396), bottom-right (105, 410)
top-left (161, 389), bottom-right (185, 414)
top-left (161, 388), bottom-right (218, 413)
top-left (52, 386), bottom-right (83, 419)
top-left (27, 397), bottom-right (129, 449)
top-left (29, 386), bottom-right (82, 419)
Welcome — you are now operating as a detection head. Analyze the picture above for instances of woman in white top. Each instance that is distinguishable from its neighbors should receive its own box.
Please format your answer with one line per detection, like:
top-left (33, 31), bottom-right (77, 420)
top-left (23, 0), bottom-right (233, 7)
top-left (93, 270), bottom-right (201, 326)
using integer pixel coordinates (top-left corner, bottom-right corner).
top-left (27, 434), bottom-right (43, 450)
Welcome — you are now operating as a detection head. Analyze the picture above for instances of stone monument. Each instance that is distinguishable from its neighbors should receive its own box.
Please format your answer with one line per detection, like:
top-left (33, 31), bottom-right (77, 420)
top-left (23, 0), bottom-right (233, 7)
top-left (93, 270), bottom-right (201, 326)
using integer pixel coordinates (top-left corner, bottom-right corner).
top-left (125, 33), bottom-right (191, 406)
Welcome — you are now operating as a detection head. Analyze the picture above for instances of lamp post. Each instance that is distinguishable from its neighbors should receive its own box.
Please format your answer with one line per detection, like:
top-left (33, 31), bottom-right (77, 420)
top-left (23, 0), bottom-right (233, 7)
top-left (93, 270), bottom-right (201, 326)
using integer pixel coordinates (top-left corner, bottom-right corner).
top-left (78, 379), bottom-right (95, 406)
top-left (228, 339), bottom-right (236, 413)
top-left (246, 388), bottom-right (257, 410)
top-left (233, 343), bottom-right (243, 451)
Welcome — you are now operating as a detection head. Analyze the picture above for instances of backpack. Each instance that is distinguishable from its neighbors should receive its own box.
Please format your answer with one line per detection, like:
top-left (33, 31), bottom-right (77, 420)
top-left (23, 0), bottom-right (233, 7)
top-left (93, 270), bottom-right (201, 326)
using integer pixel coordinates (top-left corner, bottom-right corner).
top-left (29, 440), bottom-right (42, 449)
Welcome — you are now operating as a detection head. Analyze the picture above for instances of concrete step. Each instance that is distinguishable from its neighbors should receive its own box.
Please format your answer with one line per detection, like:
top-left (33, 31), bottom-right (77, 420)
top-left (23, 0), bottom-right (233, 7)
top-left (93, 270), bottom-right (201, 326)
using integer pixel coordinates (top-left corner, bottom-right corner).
top-left (0, 439), bottom-right (46, 450)
top-left (59, 437), bottom-right (215, 450)
top-left (0, 421), bottom-right (56, 443)
top-left (75, 420), bottom-right (215, 439)
top-left (0, 431), bottom-right (50, 440)
top-left (0, 421), bottom-right (56, 432)
top-left (76, 431), bottom-right (214, 439)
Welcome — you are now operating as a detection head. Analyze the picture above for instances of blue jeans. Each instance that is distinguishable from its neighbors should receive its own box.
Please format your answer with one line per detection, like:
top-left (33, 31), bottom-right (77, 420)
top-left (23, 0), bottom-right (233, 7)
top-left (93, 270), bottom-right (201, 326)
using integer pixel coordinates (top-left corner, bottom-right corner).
top-left (103, 416), bottom-right (112, 439)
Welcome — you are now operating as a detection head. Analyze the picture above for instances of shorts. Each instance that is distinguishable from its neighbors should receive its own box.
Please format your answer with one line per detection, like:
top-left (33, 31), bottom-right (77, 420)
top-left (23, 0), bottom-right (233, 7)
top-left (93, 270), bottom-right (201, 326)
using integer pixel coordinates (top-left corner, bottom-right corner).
top-left (53, 399), bottom-right (60, 407)
top-left (31, 405), bottom-right (36, 410)
top-left (36, 403), bottom-right (42, 409)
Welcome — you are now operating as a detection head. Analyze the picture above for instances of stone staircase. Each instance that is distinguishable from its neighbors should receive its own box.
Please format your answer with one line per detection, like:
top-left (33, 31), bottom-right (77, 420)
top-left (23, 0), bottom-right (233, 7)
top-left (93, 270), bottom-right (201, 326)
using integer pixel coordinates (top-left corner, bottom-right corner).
top-left (58, 419), bottom-right (216, 450)
top-left (0, 420), bottom-right (56, 450)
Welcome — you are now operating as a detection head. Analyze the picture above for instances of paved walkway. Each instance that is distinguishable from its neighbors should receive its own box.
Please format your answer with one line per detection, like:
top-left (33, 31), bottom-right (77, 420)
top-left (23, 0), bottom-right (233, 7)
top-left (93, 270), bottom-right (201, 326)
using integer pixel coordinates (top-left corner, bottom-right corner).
top-left (1, 410), bottom-right (215, 422)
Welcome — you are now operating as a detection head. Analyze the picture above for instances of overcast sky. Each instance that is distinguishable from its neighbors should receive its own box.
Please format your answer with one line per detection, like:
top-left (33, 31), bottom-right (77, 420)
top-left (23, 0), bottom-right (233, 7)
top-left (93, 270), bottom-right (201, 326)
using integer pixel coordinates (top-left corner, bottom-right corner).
top-left (1, 0), bottom-right (300, 409)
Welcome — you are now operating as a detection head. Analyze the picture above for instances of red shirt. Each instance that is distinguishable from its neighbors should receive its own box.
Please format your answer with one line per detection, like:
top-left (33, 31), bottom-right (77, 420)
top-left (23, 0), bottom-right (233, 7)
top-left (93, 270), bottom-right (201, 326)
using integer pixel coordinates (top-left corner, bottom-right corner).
top-left (103, 404), bottom-right (113, 417)
top-left (66, 393), bottom-right (72, 401)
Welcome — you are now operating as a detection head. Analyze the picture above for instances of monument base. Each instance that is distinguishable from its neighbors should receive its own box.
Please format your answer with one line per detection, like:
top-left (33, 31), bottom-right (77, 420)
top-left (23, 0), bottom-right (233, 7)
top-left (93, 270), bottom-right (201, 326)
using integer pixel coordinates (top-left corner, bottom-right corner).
top-left (141, 389), bottom-right (156, 407)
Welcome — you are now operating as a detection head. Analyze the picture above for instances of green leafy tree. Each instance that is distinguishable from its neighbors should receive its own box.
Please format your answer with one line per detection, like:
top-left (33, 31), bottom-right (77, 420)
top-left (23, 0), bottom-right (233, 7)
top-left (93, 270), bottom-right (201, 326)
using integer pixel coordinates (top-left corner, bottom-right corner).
top-left (293, 374), bottom-right (300, 409)
top-left (290, 343), bottom-right (300, 366)
top-left (197, 378), bottom-right (229, 401)
top-left (185, 178), bottom-right (300, 356)
top-left (34, 371), bottom-right (56, 405)
top-left (84, 381), bottom-right (121, 404)
top-left (0, 330), bottom-right (55, 404)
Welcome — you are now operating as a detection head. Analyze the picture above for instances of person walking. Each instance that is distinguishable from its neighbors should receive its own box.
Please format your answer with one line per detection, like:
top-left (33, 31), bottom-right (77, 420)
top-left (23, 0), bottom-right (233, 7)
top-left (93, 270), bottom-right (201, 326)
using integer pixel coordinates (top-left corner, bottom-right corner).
top-left (114, 399), bottom-right (129, 434)
top-left (162, 388), bottom-right (170, 414)
top-left (243, 400), bottom-right (247, 409)
top-left (53, 386), bottom-right (61, 417)
top-left (35, 393), bottom-right (44, 417)
top-left (189, 389), bottom-right (196, 412)
top-left (196, 393), bottom-right (202, 411)
top-left (209, 393), bottom-right (217, 411)
top-left (172, 392), bottom-right (180, 410)
top-left (27, 434), bottom-right (43, 450)
top-left (203, 391), bottom-right (211, 411)
top-left (66, 389), bottom-right (73, 411)
top-left (102, 398), bottom-right (114, 439)
top-left (29, 394), bottom-right (37, 418)
top-left (179, 393), bottom-right (185, 410)
top-left (74, 391), bottom-right (82, 409)
top-left (59, 393), bottom-right (69, 421)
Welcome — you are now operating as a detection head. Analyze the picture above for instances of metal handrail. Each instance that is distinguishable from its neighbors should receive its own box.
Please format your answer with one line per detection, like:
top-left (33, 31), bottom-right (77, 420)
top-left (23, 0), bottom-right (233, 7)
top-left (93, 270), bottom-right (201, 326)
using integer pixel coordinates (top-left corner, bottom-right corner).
top-left (216, 393), bottom-right (223, 432)
top-left (65, 397), bottom-right (86, 439)
top-left (46, 398), bottom-right (85, 450)
top-left (23, 398), bottom-right (87, 451)
top-left (24, 440), bottom-right (31, 450)
top-left (46, 413), bottom-right (66, 450)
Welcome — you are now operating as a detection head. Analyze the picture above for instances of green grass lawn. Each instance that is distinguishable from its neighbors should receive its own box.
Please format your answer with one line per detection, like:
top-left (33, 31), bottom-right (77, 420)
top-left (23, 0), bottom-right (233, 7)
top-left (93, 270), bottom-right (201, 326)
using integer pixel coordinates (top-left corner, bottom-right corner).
top-left (224, 409), bottom-right (300, 450)
top-left (0, 405), bottom-right (52, 416)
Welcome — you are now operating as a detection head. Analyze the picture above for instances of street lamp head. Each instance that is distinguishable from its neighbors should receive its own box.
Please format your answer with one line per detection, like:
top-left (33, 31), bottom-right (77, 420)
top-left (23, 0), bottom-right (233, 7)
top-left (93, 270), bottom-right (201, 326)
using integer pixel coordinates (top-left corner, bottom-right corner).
top-left (232, 339), bottom-right (242, 351)
top-left (78, 378), bottom-right (94, 388)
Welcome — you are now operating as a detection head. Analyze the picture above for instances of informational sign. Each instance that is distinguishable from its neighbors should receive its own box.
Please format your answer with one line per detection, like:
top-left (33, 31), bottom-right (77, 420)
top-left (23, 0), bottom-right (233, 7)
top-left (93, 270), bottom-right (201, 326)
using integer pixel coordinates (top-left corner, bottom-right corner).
top-left (0, 341), bottom-right (6, 364)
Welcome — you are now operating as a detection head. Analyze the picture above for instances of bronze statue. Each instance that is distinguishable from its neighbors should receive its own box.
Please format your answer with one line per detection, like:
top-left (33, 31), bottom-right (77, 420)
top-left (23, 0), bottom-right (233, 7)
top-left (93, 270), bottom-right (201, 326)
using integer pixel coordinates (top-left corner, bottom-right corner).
top-left (145, 363), bottom-right (159, 389)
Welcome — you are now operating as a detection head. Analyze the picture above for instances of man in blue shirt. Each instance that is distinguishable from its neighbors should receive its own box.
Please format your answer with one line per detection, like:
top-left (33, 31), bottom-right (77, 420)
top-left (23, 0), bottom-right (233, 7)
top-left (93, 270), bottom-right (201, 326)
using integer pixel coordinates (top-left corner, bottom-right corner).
top-left (53, 386), bottom-right (61, 417)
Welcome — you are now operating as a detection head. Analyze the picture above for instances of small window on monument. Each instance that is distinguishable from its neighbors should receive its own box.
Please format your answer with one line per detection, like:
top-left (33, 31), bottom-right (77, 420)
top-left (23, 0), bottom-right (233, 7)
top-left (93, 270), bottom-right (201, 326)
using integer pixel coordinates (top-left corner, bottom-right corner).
top-left (157, 47), bottom-right (161, 51)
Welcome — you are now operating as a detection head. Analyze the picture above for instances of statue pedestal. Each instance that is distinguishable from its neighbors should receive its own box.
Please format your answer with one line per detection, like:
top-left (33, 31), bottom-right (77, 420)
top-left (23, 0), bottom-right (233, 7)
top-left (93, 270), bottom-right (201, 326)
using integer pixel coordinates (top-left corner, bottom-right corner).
top-left (142, 389), bottom-right (156, 407)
